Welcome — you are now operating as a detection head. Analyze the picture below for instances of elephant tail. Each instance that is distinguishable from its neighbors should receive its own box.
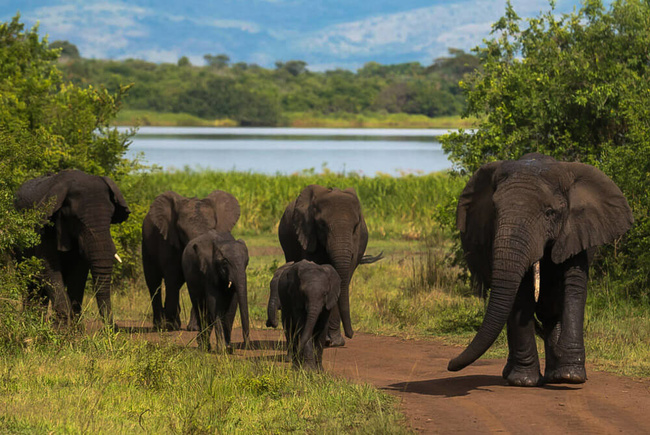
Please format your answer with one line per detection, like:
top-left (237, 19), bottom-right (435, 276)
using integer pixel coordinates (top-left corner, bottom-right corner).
top-left (360, 252), bottom-right (384, 264)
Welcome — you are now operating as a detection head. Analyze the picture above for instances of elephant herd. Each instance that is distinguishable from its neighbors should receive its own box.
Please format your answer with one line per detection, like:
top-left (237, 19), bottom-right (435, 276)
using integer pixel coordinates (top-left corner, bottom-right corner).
top-left (14, 152), bottom-right (634, 386)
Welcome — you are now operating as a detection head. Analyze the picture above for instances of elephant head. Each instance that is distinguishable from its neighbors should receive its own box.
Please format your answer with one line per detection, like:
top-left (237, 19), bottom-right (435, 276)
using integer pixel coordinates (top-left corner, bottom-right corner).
top-left (191, 231), bottom-right (250, 344)
top-left (289, 185), bottom-right (375, 339)
top-left (15, 169), bottom-right (130, 322)
top-left (448, 153), bottom-right (633, 372)
top-left (148, 190), bottom-right (240, 250)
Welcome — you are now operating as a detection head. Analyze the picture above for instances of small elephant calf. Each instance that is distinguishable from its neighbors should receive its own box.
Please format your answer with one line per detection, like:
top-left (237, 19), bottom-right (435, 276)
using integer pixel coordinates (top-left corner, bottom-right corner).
top-left (266, 260), bottom-right (341, 370)
top-left (182, 230), bottom-right (250, 352)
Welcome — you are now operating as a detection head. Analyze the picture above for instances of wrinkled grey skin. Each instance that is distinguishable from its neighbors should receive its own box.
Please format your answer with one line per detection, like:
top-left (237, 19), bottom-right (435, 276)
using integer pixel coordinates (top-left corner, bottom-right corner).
top-left (449, 153), bottom-right (633, 386)
top-left (278, 185), bottom-right (382, 348)
top-left (266, 260), bottom-right (340, 370)
top-left (182, 231), bottom-right (250, 351)
top-left (141, 190), bottom-right (240, 331)
top-left (14, 170), bottom-right (130, 326)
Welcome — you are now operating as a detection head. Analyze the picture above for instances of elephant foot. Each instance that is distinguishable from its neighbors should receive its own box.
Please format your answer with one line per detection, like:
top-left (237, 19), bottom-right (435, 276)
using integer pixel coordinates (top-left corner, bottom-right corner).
top-left (502, 358), bottom-right (542, 387)
top-left (325, 333), bottom-right (345, 348)
top-left (185, 321), bottom-right (200, 332)
top-left (544, 365), bottom-right (587, 384)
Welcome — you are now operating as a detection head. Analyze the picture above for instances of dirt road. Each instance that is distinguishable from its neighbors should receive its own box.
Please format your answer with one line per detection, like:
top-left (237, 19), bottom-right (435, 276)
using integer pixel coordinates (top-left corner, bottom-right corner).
top-left (131, 325), bottom-right (650, 434)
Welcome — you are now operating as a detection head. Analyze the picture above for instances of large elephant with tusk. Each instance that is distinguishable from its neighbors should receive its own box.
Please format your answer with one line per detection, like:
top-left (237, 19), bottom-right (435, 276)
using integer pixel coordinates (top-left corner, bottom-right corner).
top-left (449, 153), bottom-right (633, 386)
top-left (14, 170), bottom-right (131, 326)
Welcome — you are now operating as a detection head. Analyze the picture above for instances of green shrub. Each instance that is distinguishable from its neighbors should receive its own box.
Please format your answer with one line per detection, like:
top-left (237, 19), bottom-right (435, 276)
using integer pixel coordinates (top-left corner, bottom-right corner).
top-left (441, 0), bottom-right (650, 297)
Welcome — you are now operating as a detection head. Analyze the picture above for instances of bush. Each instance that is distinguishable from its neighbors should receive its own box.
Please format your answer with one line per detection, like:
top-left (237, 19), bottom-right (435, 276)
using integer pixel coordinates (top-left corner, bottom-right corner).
top-left (0, 15), bottom-right (135, 352)
top-left (441, 0), bottom-right (650, 297)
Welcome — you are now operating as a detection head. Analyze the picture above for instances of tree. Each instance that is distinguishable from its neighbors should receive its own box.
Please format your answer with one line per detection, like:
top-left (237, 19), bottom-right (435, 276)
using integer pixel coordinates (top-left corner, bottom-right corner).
top-left (0, 15), bottom-right (135, 348)
top-left (441, 0), bottom-right (650, 294)
top-left (177, 56), bottom-right (191, 67)
top-left (49, 40), bottom-right (80, 59)
top-left (204, 53), bottom-right (230, 69)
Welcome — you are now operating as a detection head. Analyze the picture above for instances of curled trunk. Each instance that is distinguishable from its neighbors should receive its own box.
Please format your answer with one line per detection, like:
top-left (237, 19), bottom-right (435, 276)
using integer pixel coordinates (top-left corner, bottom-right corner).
top-left (448, 231), bottom-right (530, 371)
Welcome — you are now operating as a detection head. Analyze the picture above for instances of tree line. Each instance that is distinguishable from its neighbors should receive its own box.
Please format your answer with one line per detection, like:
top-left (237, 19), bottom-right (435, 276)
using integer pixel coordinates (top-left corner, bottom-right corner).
top-left (56, 47), bottom-right (478, 126)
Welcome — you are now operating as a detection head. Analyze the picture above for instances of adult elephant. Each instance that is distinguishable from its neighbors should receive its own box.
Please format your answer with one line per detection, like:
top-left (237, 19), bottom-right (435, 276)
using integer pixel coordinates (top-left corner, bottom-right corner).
top-left (14, 169), bottom-right (130, 326)
top-left (278, 185), bottom-right (382, 347)
top-left (141, 190), bottom-right (240, 330)
top-left (448, 153), bottom-right (633, 386)
top-left (182, 231), bottom-right (250, 351)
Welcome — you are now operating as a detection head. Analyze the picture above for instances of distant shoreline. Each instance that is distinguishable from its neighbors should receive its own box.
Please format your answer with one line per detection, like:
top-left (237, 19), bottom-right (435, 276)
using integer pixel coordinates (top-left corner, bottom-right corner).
top-left (113, 109), bottom-right (477, 130)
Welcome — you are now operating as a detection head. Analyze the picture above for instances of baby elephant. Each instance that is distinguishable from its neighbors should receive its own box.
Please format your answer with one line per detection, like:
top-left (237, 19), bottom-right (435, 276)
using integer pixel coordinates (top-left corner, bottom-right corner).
top-left (267, 260), bottom-right (341, 370)
top-left (182, 231), bottom-right (250, 352)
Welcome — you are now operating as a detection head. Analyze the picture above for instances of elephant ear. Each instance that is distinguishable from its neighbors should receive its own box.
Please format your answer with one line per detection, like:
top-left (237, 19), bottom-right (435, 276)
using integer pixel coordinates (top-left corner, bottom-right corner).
top-left (293, 185), bottom-right (329, 252)
top-left (323, 265), bottom-right (341, 310)
top-left (551, 162), bottom-right (634, 264)
top-left (101, 176), bottom-right (131, 224)
top-left (456, 161), bottom-right (502, 290)
top-left (15, 173), bottom-right (68, 220)
top-left (205, 190), bottom-right (240, 232)
top-left (149, 191), bottom-right (184, 249)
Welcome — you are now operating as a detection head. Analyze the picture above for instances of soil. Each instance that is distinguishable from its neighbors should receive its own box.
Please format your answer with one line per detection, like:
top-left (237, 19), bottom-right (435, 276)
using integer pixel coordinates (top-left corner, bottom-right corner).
top-left (121, 322), bottom-right (650, 434)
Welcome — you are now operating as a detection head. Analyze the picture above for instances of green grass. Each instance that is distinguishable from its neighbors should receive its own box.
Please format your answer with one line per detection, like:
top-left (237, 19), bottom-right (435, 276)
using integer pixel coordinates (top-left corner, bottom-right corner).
top-left (0, 331), bottom-right (406, 434)
top-left (114, 110), bottom-right (237, 127)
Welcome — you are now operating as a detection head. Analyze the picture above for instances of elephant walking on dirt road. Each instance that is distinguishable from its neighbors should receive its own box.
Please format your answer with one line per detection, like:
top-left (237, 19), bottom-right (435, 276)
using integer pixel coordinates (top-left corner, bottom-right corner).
top-left (278, 185), bottom-right (382, 348)
top-left (448, 153), bottom-right (633, 386)
top-left (141, 190), bottom-right (241, 331)
top-left (266, 260), bottom-right (341, 370)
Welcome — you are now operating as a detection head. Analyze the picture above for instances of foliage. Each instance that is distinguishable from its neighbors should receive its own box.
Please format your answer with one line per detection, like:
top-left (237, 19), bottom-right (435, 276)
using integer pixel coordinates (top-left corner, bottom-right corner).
top-left (441, 0), bottom-right (650, 296)
top-left (0, 15), bottom-right (134, 349)
top-left (59, 48), bottom-right (479, 126)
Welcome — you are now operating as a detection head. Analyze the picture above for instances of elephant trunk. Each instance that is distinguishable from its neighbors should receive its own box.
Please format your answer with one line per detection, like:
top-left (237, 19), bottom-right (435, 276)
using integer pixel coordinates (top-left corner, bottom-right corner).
top-left (236, 270), bottom-right (250, 344)
top-left (330, 248), bottom-right (354, 339)
top-left (299, 305), bottom-right (321, 364)
top-left (448, 225), bottom-right (530, 371)
top-left (82, 224), bottom-right (117, 326)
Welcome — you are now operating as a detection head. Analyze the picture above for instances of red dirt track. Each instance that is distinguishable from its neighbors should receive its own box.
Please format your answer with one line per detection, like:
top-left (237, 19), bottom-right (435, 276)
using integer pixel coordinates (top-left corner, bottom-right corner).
top-left (126, 323), bottom-right (650, 434)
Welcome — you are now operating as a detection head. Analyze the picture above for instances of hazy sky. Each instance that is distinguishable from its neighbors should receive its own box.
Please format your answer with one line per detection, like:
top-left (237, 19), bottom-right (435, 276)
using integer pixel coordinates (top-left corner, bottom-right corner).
top-left (2, 0), bottom-right (607, 70)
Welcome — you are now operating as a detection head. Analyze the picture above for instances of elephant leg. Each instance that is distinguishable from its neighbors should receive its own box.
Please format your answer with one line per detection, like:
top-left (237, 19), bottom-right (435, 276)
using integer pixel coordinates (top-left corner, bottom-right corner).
top-left (194, 296), bottom-right (211, 352)
top-left (502, 269), bottom-right (541, 387)
top-left (162, 272), bottom-right (184, 331)
top-left (186, 306), bottom-right (200, 331)
top-left (544, 252), bottom-right (589, 384)
top-left (325, 305), bottom-right (345, 348)
top-left (39, 246), bottom-right (74, 325)
top-left (220, 292), bottom-right (238, 348)
top-left (314, 311), bottom-right (330, 371)
top-left (142, 258), bottom-right (165, 329)
top-left (61, 252), bottom-right (89, 321)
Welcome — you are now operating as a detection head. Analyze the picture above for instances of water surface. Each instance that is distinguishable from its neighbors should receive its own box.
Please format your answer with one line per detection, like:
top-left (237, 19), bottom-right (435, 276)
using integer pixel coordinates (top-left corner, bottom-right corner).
top-left (124, 127), bottom-right (453, 176)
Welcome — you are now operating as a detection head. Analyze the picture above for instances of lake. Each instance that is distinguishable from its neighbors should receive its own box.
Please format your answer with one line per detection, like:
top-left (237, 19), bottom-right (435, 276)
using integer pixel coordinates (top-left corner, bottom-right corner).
top-left (123, 126), bottom-right (453, 176)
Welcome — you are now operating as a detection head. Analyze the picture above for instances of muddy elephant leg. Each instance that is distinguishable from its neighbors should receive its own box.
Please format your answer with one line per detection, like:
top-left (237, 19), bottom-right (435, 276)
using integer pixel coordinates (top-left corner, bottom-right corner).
top-left (544, 251), bottom-right (589, 384)
top-left (143, 258), bottom-right (165, 329)
top-left (220, 292), bottom-right (238, 348)
top-left (62, 252), bottom-right (89, 321)
top-left (162, 272), bottom-right (184, 331)
top-left (314, 311), bottom-right (330, 371)
top-left (39, 247), bottom-right (73, 326)
top-left (502, 269), bottom-right (542, 386)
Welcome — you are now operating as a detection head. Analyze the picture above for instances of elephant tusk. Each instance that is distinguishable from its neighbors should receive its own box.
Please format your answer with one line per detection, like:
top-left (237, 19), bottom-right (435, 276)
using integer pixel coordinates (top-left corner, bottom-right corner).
top-left (533, 261), bottom-right (540, 302)
top-left (114, 253), bottom-right (122, 263)
top-left (228, 281), bottom-right (232, 289)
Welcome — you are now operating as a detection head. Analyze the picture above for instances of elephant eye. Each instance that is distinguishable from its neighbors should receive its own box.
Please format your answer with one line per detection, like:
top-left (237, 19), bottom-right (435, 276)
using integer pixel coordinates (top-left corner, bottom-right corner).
top-left (545, 208), bottom-right (555, 218)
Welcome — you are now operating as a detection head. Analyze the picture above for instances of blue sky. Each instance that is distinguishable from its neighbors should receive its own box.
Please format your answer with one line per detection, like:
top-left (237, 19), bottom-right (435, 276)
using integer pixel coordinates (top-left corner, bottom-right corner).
top-left (2, 1), bottom-right (603, 70)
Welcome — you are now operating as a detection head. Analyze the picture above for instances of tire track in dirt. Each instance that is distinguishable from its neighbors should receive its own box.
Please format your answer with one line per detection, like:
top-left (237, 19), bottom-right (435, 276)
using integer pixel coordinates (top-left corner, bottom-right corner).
top-left (123, 323), bottom-right (650, 434)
